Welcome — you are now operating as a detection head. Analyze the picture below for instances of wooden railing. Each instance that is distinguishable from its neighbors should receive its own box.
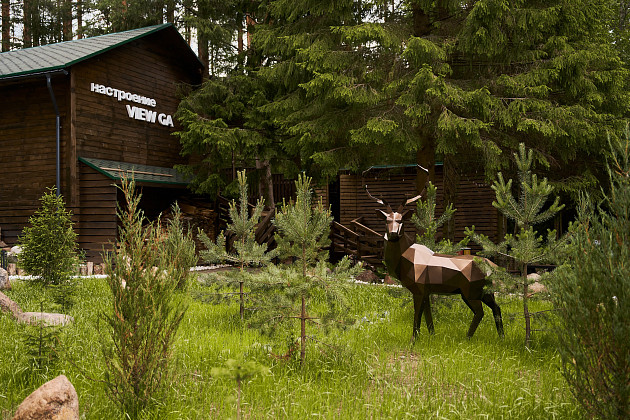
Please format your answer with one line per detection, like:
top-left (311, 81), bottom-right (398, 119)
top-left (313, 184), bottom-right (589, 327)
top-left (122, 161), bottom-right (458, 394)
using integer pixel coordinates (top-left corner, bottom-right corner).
top-left (331, 217), bottom-right (384, 266)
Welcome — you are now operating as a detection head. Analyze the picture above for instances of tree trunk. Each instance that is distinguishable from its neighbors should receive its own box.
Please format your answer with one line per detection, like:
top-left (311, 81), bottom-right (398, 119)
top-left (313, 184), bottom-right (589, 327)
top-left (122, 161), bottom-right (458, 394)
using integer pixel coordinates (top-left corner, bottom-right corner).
top-left (23, 0), bottom-right (31, 48)
top-left (166, 0), bottom-right (175, 23)
top-left (522, 263), bottom-right (531, 348)
top-left (255, 157), bottom-right (275, 209)
top-left (76, 0), bottom-right (83, 39)
top-left (1, 0), bottom-right (9, 51)
top-left (62, 0), bottom-right (72, 41)
top-left (300, 295), bottom-right (306, 364)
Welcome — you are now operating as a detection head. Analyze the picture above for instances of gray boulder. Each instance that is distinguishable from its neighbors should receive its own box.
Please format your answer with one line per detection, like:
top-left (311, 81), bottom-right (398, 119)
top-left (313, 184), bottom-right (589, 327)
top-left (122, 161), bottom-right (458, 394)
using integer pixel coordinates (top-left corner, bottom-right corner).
top-left (0, 267), bottom-right (9, 290)
top-left (12, 375), bottom-right (79, 420)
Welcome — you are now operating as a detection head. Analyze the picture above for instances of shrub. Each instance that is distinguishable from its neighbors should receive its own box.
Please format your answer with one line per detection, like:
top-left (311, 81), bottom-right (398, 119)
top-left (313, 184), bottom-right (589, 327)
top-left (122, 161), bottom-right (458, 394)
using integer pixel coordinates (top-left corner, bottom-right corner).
top-left (18, 188), bottom-right (78, 286)
top-left (101, 177), bottom-right (187, 418)
top-left (161, 202), bottom-right (197, 290)
top-left (554, 134), bottom-right (630, 419)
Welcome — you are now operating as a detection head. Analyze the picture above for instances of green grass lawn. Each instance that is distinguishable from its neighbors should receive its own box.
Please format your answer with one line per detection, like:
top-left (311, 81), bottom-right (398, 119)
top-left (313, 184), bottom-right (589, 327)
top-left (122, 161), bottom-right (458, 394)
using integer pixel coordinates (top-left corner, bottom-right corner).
top-left (0, 274), bottom-right (581, 419)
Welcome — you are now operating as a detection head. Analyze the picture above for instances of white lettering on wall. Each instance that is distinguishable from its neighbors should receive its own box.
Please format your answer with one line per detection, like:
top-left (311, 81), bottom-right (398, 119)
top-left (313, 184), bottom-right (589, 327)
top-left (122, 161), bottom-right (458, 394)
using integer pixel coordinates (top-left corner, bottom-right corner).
top-left (92, 82), bottom-right (173, 127)
top-left (126, 105), bottom-right (172, 127)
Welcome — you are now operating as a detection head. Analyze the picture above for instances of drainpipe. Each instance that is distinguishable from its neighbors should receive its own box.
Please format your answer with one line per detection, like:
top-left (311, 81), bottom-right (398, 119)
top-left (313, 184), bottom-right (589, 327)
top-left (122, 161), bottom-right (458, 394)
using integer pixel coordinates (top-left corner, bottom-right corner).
top-left (46, 72), bottom-right (65, 197)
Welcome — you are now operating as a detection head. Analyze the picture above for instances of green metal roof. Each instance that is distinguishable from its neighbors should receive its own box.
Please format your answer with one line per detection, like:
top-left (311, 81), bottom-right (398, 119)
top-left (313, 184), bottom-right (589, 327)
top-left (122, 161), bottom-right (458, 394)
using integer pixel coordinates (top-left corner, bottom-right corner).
top-left (0, 24), bottom-right (175, 80)
top-left (79, 157), bottom-right (189, 186)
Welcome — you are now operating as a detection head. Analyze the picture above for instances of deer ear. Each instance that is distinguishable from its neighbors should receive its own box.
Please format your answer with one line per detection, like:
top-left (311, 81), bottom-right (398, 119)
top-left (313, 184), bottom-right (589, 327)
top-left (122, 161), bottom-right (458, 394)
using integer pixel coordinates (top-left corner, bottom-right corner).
top-left (401, 210), bottom-right (414, 220)
top-left (376, 209), bottom-right (388, 220)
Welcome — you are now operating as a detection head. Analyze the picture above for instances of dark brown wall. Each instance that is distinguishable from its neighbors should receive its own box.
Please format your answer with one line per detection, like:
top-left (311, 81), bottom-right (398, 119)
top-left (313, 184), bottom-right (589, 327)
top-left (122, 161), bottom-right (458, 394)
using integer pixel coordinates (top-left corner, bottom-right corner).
top-left (339, 168), bottom-right (499, 247)
top-left (0, 75), bottom-right (71, 246)
top-left (78, 164), bottom-right (117, 262)
top-left (0, 29), bottom-right (201, 254)
top-left (72, 35), bottom-right (193, 167)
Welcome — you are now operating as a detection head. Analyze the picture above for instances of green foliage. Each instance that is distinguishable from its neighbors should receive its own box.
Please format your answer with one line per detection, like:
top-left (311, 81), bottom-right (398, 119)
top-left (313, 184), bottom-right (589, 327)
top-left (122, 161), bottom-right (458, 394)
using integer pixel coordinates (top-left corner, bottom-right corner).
top-left (411, 181), bottom-right (468, 254)
top-left (175, 74), bottom-right (281, 197)
top-left (18, 188), bottom-right (78, 286)
top-left (273, 173), bottom-right (333, 278)
top-left (211, 358), bottom-right (270, 420)
top-left (199, 170), bottom-right (274, 270)
top-left (20, 302), bottom-right (60, 372)
top-left (161, 202), bottom-right (197, 290)
top-left (244, 258), bottom-right (361, 363)
top-left (553, 131), bottom-right (630, 419)
top-left (467, 143), bottom-right (565, 346)
top-left (198, 170), bottom-right (275, 319)
top-left (101, 176), bottom-right (187, 418)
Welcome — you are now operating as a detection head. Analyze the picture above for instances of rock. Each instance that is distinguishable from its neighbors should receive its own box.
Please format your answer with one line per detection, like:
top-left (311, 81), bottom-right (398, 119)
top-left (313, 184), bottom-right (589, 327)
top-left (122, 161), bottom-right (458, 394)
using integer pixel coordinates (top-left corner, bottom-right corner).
top-left (527, 272), bottom-right (541, 282)
top-left (17, 312), bottom-right (74, 327)
top-left (8, 263), bottom-right (17, 276)
top-left (528, 281), bottom-right (547, 295)
top-left (9, 246), bottom-right (21, 257)
top-left (0, 290), bottom-right (22, 317)
top-left (1, 291), bottom-right (73, 326)
top-left (384, 274), bottom-right (398, 285)
top-left (0, 268), bottom-right (10, 290)
top-left (12, 375), bottom-right (79, 420)
top-left (356, 269), bottom-right (382, 284)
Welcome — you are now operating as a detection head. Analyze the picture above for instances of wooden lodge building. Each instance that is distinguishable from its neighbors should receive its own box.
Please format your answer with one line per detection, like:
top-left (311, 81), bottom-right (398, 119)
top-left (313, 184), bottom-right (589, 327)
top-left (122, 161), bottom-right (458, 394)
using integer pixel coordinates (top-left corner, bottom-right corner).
top-left (0, 24), bottom-right (203, 261)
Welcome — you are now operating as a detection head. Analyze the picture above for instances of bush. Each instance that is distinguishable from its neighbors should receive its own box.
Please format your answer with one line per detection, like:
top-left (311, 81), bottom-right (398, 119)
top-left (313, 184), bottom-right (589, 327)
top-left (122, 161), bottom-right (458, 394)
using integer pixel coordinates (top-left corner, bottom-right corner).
top-left (18, 188), bottom-right (78, 285)
top-left (554, 134), bottom-right (630, 419)
top-left (161, 202), bottom-right (197, 290)
top-left (102, 177), bottom-right (187, 418)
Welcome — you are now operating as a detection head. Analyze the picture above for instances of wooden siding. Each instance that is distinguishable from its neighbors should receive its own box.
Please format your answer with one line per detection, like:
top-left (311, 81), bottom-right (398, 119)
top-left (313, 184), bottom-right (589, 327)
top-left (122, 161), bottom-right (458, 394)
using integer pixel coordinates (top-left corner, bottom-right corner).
top-left (0, 29), bottom-right (201, 256)
top-left (78, 163), bottom-right (117, 262)
top-left (0, 75), bottom-right (72, 246)
top-left (338, 167), bottom-right (499, 247)
top-left (72, 36), bottom-right (193, 168)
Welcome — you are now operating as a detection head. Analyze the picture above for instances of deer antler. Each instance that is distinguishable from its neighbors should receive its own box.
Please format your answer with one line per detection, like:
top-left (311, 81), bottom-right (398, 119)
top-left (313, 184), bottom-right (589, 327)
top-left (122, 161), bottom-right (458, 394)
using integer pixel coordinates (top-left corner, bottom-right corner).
top-left (397, 193), bottom-right (423, 213)
top-left (365, 185), bottom-right (392, 212)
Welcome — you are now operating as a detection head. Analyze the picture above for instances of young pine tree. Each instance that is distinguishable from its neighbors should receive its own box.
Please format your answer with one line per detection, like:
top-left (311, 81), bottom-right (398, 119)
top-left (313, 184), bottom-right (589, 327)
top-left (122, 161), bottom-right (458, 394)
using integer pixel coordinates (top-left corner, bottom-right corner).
top-left (102, 177), bottom-right (187, 418)
top-left (268, 173), bottom-right (347, 364)
top-left (466, 143), bottom-right (564, 347)
top-left (411, 181), bottom-right (469, 254)
top-left (199, 170), bottom-right (274, 319)
top-left (18, 188), bottom-right (78, 286)
top-left (554, 133), bottom-right (630, 419)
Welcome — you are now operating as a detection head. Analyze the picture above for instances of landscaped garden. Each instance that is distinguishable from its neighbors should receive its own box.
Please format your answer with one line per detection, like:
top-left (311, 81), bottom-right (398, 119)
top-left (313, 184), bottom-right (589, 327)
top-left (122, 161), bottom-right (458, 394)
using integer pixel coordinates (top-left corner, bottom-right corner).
top-left (1, 138), bottom-right (628, 419)
top-left (1, 274), bottom-right (577, 419)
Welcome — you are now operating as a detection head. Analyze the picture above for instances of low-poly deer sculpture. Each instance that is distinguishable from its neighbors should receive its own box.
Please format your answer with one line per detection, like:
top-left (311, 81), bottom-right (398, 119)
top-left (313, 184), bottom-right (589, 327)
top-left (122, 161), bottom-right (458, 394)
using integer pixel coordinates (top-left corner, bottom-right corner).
top-left (368, 187), bottom-right (504, 339)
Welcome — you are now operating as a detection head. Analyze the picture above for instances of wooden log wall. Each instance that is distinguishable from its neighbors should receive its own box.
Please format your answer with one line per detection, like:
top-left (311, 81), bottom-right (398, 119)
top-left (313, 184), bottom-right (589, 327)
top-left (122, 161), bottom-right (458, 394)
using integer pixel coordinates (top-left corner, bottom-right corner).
top-left (78, 164), bottom-right (117, 262)
top-left (0, 75), bottom-right (71, 246)
top-left (339, 167), bottom-right (499, 248)
top-left (72, 35), bottom-right (194, 169)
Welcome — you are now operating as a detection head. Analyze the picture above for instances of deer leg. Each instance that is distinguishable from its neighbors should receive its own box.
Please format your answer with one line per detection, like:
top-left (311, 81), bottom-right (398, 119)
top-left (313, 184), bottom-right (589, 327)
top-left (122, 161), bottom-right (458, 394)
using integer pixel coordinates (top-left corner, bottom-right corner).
top-left (482, 293), bottom-right (504, 337)
top-left (462, 297), bottom-right (484, 338)
top-left (423, 296), bottom-right (434, 334)
top-left (412, 294), bottom-right (424, 339)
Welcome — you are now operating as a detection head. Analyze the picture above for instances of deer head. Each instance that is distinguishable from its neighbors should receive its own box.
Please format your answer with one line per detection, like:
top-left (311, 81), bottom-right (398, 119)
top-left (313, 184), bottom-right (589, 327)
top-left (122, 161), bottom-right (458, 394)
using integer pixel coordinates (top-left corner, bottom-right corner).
top-left (366, 185), bottom-right (423, 242)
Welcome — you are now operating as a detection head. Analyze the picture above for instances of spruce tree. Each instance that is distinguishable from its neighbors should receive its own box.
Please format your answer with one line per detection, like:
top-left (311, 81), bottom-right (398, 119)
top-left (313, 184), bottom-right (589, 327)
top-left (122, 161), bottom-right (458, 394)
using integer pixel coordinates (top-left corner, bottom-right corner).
top-left (466, 143), bottom-right (564, 347)
top-left (18, 188), bottom-right (78, 286)
top-left (265, 173), bottom-right (351, 364)
top-left (553, 132), bottom-right (630, 419)
top-left (250, 0), bottom-right (629, 191)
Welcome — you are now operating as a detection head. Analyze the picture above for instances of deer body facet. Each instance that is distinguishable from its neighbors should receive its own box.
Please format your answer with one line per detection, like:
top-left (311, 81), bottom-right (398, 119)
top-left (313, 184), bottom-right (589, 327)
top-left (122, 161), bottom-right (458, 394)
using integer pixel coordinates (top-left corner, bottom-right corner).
top-left (375, 198), bottom-right (504, 339)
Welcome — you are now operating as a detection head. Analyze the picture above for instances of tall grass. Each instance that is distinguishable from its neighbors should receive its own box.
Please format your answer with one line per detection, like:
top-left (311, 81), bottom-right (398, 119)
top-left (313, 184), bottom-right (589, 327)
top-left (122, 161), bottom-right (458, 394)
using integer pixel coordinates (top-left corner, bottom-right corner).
top-left (0, 275), bottom-right (581, 419)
